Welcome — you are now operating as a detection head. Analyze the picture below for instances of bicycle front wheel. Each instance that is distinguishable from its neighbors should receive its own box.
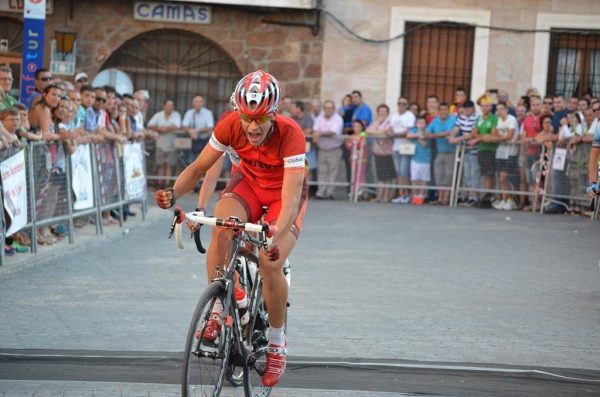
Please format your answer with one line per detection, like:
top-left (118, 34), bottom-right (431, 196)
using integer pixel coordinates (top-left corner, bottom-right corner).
top-left (182, 281), bottom-right (233, 397)
top-left (243, 298), bottom-right (272, 397)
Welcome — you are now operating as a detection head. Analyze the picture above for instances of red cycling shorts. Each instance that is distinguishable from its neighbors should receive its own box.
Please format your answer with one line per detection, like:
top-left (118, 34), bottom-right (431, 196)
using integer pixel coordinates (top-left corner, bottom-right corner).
top-left (220, 172), bottom-right (308, 239)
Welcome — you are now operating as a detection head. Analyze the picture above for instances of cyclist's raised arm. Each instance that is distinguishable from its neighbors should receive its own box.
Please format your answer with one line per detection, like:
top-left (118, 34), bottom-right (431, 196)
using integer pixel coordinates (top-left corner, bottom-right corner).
top-left (172, 145), bottom-right (222, 201)
top-left (197, 155), bottom-right (225, 209)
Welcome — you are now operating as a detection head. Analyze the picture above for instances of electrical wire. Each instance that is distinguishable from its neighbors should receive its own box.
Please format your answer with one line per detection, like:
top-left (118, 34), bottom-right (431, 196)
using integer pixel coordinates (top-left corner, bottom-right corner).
top-left (319, 8), bottom-right (599, 44)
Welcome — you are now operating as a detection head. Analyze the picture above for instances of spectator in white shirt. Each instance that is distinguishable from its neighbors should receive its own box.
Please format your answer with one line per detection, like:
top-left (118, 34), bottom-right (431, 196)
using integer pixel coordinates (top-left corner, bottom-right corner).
top-left (313, 100), bottom-right (344, 199)
top-left (182, 94), bottom-right (214, 164)
top-left (147, 99), bottom-right (182, 188)
top-left (390, 97), bottom-right (416, 204)
top-left (493, 102), bottom-right (519, 210)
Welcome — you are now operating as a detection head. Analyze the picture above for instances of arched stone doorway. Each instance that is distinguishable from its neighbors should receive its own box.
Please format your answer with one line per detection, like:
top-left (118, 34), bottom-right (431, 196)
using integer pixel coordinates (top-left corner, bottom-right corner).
top-left (101, 29), bottom-right (242, 118)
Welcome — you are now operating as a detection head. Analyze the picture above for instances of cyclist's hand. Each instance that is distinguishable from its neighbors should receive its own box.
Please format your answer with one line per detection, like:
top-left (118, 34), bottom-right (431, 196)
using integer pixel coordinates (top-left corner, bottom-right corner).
top-left (587, 182), bottom-right (599, 198)
top-left (155, 188), bottom-right (175, 209)
top-left (265, 242), bottom-right (280, 262)
top-left (186, 208), bottom-right (205, 233)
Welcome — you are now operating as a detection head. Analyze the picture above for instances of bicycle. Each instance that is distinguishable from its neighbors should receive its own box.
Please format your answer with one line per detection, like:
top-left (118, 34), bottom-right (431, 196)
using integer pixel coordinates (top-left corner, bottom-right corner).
top-left (169, 207), bottom-right (288, 397)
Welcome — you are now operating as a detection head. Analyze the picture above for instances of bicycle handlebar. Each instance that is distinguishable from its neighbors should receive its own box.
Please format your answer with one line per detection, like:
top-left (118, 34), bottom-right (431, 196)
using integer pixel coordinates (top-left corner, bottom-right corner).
top-left (169, 206), bottom-right (277, 254)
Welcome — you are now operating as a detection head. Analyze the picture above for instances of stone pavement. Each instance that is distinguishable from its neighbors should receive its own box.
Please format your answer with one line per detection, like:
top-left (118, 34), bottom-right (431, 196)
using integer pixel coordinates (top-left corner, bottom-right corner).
top-left (0, 380), bottom-right (408, 397)
top-left (1, 196), bottom-right (600, 395)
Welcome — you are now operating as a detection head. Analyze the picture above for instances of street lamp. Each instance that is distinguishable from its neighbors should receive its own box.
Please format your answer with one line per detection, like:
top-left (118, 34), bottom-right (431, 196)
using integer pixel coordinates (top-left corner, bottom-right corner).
top-left (54, 27), bottom-right (77, 60)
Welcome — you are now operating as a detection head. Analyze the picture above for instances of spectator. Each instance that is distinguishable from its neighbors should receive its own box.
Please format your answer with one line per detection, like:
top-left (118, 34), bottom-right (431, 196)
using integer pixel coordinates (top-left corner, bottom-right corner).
top-left (578, 97), bottom-right (590, 114)
top-left (493, 102), bottom-right (519, 210)
top-left (148, 99), bottom-right (181, 188)
top-left (448, 100), bottom-right (480, 206)
top-left (182, 94), bottom-right (214, 165)
top-left (552, 94), bottom-right (568, 133)
top-left (0, 66), bottom-right (17, 111)
top-left (313, 100), bottom-right (344, 200)
top-left (408, 102), bottom-right (420, 116)
top-left (350, 90), bottom-right (372, 127)
top-left (345, 120), bottom-right (368, 198)
top-left (390, 96), bottom-right (415, 204)
top-left (133, 89), bottom-right (150, 123)
top-left (426, 102), bottom-right (457, 205)
top-left (450, 86), bottom-right (467, 115)
top-left (498, 90), bottom-right (516, 116)
top-left (67, 89), bottom-right (85, 130)
top-left (310, 98), bottom-right (322, 120)
top-left (28, 83), bottom-right (62, 244)
top-left (279, 96), bottom-right (293, 117)
top-left (471, 97), bottom-right (499, 206)
top-left (83, 87), bottom-right (109, 144)
top-left (26, 68), bottom-right (53, 109)
top-left (567, 96), bottom-right (579, 113)
top-left (520, 96), bottom-right (544, 211)
top-left (0, 107), bottom-right (23, 150)
top-left (425, 95), bottom-right (439, 124)
top-left (366, 104), bottom-right (395, 202)
top-left (406, 116), bottom-right (432, 205)
top-left (74, 72), bottom-right (88, 93)
top-left (13, 102), bottom-right (41, 142)
top-left (542, 95), bottom-right (553, 113)
top-left (290, 101), bottom-right (316, 194)
top-left (339, 94), bottom-right (355, 186)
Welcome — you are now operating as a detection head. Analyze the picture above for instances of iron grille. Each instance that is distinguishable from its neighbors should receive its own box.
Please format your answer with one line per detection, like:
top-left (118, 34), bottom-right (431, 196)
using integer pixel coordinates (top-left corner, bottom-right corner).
top-left (546, 29), bottom-right (600, 98)
top-left (101, 29), bottom-right (242, 118)
top-left (401, 22), bottom-right (475, 107)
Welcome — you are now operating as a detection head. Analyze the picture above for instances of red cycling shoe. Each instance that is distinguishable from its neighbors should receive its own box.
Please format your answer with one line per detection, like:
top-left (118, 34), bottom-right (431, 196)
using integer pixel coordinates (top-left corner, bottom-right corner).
top-left (262, 341), bottom-right (287, 387)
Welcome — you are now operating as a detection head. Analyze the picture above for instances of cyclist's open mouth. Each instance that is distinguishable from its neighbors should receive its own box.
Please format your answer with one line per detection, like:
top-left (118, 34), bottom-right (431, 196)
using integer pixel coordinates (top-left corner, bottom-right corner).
top-left (247, 131), bottom-right (263, 145)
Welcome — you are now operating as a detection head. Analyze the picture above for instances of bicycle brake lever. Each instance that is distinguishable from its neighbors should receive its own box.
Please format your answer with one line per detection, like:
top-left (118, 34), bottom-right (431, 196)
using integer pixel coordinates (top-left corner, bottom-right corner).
top-left (193, 228), bottom-right (206, 254)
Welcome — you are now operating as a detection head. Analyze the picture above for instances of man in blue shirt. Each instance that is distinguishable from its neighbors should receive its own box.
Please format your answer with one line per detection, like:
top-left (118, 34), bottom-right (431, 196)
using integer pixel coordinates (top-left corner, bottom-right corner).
top-left (551, 94), bottom-right (568, 133)
top-left (351, 90), bottom-right (372, 127)
top-left (426, 102), bottom-right (457, 205)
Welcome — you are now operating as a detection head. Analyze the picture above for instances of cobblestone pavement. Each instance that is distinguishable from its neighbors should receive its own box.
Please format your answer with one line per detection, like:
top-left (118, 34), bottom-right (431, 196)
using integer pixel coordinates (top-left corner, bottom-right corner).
top-left (1, 196), bottom-right (599, 395)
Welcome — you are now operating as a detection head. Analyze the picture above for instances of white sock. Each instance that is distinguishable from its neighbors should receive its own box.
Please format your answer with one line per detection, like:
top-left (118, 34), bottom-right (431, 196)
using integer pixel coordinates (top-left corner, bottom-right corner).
top-left (212, 299), bottom-right (223, 315)
top-left (268, 326), bottom-right (285, 346)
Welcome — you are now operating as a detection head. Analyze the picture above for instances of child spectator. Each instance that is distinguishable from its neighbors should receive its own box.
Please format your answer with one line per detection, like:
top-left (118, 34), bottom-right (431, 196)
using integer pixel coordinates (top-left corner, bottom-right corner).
top-left (406, 116), bottom-right (432, 205)
top-left (345, 120), bottom-right (368, 199)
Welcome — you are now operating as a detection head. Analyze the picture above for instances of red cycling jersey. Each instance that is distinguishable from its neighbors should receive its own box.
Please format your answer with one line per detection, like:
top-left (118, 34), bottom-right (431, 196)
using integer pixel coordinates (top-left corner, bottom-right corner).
top-left (209, 112), bottom-right (306, 189)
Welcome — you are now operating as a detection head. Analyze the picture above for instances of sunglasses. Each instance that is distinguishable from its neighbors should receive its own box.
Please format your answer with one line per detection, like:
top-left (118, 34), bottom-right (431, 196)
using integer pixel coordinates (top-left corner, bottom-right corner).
top-left (40, 77), bottom-right (53, 82)
top-left (96, 97), bottom-right (107, 103)
top-left (240, 113), bottom-right (271, 124)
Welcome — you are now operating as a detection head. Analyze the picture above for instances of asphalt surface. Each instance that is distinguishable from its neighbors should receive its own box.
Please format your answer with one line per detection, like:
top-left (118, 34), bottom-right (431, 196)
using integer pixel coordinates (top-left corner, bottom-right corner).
top-left (1, 195), bottom-right (600, 395)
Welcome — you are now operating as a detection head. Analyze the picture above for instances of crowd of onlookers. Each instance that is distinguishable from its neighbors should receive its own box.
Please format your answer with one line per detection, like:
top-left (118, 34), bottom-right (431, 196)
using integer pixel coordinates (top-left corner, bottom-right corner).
top-left (289, 87), bottom-right (597, 216)
top-left (0, 66), bottom-right (161, 255)
top-left (1, 64), bottom-right (598, 255)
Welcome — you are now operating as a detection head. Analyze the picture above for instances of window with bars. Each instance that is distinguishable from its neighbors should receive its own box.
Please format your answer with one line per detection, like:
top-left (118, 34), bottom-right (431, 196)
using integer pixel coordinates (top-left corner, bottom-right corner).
top-left (102, 29), bottom-right (241, 118)
top-left (546, 29), bottom-right (600, 98)
top-left (401, 22), bottom-right (475, 108)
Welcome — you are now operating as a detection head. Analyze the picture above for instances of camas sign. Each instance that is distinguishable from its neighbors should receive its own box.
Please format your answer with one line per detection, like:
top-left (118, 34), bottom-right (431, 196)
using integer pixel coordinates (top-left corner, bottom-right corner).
top-left (133, 1), bottom-right (211, 24)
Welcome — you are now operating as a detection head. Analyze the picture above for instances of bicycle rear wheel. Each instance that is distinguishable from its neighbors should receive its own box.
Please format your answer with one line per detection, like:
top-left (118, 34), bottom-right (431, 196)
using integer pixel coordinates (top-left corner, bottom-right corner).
top-left (182, 281), bottom-right (233, 397)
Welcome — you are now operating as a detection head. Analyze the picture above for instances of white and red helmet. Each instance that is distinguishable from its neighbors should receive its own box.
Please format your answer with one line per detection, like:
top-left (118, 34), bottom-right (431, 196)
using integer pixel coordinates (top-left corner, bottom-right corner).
top-left (233, 70), bottom-right (281, 116)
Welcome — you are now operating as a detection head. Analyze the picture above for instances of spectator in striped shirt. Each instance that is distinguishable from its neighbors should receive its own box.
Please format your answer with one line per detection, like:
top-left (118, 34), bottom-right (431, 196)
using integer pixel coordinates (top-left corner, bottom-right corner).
top-left (448, 100), bottom-right (480, 206)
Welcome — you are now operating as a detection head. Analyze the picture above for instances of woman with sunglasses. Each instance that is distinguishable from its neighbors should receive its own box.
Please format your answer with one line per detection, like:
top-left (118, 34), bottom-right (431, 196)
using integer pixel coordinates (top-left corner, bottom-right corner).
top-left (156, 70), bottom-right (306, 388)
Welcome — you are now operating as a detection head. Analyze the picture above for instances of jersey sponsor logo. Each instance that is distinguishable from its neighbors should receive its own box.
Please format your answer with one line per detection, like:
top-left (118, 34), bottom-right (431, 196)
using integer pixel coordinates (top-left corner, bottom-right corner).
top-left (242, 158), bottom-right (281, 170)
top-left (209, 133), bottom-right (227, 152)
top-left (283, 154), bottom-right (305, 168)
top-left (225, 147), bottom-right (241, 167)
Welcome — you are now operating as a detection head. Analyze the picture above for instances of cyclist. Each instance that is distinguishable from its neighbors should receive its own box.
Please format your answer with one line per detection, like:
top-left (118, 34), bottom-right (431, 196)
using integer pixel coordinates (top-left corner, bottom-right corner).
top-left (588, 121), bottom-right (600, 199)
top-left (156, 70), bottom-right (307, 387)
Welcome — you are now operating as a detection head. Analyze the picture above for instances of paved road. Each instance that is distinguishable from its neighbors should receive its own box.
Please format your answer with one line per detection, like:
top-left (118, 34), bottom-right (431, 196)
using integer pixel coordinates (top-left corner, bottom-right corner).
top-left (1, 196), bottom-right (599, 395)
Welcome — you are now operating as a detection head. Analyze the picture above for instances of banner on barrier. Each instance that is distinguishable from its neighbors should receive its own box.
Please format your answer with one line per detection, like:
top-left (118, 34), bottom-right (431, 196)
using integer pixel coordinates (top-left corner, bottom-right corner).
top-left (71, 144), bottom-right (94, 210)
top-left (124, 143), bottom-right (146, 200)
top-left (1, 150), bottom-right (27, 236)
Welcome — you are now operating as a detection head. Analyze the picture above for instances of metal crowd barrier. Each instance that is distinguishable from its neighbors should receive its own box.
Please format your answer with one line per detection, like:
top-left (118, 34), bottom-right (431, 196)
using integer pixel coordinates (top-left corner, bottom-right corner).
top-left (0, 141), bottom-right (148, 266)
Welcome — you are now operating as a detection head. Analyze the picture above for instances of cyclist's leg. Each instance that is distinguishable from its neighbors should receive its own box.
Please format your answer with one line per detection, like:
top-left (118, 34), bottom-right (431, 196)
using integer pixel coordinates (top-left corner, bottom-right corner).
top-left (206, 174), bottom-right (262, 283)
top-left (260, 195), bottom-right (307, 328)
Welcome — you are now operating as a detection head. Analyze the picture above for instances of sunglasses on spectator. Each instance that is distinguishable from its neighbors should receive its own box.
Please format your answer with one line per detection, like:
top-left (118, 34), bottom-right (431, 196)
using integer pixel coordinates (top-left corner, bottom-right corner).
top-left (39, 76), bottom-right (53, 82)
top-left (95, 97), bottom-right (107, 103)
top-left (240, 113), bottom-right (271, 124)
